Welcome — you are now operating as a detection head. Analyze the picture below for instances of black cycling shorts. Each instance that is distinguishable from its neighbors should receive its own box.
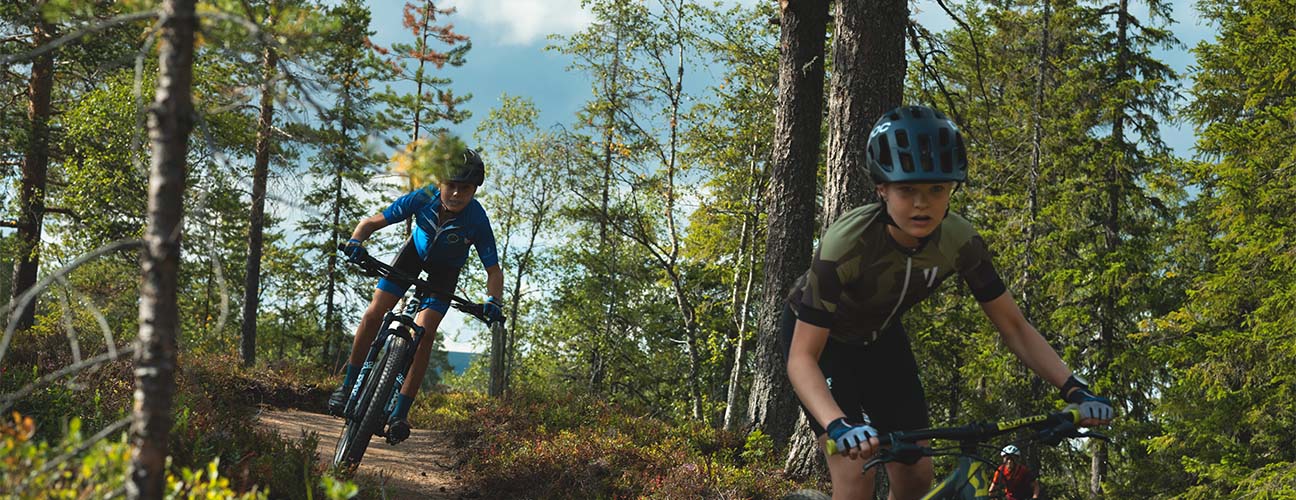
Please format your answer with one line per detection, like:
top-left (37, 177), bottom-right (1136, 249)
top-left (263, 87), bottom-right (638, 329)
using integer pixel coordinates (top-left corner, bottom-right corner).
top-left (375, 240), bottom-right (462, 314)
top-left (780, 304), bottom-right (930, 436)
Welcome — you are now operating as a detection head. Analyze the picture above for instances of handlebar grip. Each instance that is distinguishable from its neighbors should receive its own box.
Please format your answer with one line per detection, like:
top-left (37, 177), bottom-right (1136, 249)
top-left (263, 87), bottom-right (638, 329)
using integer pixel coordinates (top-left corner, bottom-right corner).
top-left (822, 433), bottom-right (891, 456)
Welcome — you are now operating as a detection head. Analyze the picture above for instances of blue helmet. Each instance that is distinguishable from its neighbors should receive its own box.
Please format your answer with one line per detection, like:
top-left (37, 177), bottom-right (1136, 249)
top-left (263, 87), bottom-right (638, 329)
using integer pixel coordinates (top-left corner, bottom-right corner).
top-left (866, 105), bottom-right (967, 184)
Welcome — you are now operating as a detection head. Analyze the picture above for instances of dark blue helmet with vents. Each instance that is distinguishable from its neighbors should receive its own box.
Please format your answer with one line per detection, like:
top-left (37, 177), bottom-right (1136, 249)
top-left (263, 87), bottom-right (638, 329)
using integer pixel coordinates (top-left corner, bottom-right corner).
top-left (866, 105), bottom-right (967, 184)
top-left (447, 148), bottom-right (485, 186)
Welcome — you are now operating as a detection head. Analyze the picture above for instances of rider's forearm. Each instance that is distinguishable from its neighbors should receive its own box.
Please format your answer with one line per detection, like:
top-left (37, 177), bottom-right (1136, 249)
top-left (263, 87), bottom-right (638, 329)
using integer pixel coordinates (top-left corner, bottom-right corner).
top-left (350, 213), bottom-right (390, 242)
top-left (786, 321), bottom-right (846, 430)
top-left (485, 265), bottom-right (504, 298)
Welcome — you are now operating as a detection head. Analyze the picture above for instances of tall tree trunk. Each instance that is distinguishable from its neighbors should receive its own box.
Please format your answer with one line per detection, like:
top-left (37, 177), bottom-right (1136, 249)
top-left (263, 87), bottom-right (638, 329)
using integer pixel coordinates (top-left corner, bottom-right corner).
top-left (1024, 0), bottom-right (1051, 320)
top-left (784, 413), bottom-right (826, 477)
top-left (746, 0), bottom-right (828, 450)
top-left (822, 0), bottom-right (907, 228)
top-left (10, 21), bottom-right (55, 331)
top-left (325, 148), bottom-right (344, 370)
top-left (326, 83), bottom-right (353, 371)
top-left (128, 0), bottom-right (195, 496)
top-left (241, 44), bottom-right (278, 367)
top-left (659, 17), bottom-right (703, 422)
top-left (590, 23), bottom-right (625, 397)
top-left (404, 0), bottom-right (434, 238)
top-left (1092, 0), bottom-right (1129, 496)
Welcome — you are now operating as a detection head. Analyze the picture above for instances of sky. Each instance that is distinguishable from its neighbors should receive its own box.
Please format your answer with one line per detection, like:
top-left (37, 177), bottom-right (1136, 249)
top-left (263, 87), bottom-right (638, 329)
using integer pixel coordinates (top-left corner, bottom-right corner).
top-left (357, 0), bottom-right (1217, 352)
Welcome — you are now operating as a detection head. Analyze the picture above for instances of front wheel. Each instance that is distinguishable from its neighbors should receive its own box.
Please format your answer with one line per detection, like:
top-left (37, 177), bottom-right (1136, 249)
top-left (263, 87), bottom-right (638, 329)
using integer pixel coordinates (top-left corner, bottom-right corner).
top-left (333, 334), bottom-right (409, 467)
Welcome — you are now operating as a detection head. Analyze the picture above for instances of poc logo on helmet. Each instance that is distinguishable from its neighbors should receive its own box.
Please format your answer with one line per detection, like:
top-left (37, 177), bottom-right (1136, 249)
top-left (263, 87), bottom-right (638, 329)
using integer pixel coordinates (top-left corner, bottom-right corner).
top-left (869, 121), bottom-right (892, 141)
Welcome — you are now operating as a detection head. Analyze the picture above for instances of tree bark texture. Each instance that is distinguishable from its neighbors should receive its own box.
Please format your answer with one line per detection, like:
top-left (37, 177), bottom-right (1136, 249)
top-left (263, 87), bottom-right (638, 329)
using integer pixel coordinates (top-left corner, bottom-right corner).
top-left (822, 0), bottom-right (907, 228)
top-left (128, 0), bottom-right (195, 497)
top-left (746, 0), bottom-right (828, 450)
top-left (241, 45), bottom-right (277, 367)
top-left (9, 21), bottom-right (55, 331)
top-left (783, 413), bottom-right (827, 478)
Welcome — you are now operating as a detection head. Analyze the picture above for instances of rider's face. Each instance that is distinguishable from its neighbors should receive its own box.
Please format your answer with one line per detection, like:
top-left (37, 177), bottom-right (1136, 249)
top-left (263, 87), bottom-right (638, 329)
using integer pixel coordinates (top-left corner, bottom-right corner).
top-left (439, 181), bottom-right (477, 213)
top-left (877, 181), bottom-right (954, 244)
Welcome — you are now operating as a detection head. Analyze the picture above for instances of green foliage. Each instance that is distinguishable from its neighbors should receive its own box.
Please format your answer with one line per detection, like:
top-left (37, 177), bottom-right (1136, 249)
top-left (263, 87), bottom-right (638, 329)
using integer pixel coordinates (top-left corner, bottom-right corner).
top-left (429, 387), bottom-right (805, 499)
top-left (3, 331), bottom-right (341, 498)
top-left (391, 132), bottom-right (469, 187)
top-left (0, 410), bottom-right (359, 499)
top-left (0, 414), bottom-right (271, 499)
top-left (1135, 0), bottom-right (1296, 497)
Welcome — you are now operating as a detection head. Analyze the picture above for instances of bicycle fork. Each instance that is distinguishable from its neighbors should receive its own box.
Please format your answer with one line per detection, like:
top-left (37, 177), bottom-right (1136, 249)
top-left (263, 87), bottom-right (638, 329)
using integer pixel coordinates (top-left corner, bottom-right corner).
top-left (343, 311), bottom-right (401, 418)
top-left (344, 310), bottom-right (427, 421)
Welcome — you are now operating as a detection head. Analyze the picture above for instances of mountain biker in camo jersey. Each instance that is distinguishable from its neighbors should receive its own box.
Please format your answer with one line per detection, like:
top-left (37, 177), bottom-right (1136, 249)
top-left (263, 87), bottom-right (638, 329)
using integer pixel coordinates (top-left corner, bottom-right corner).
top-left (783, 105), bottom-right (1115, 499)
top-left (328, 140), bottom-right (505, 445)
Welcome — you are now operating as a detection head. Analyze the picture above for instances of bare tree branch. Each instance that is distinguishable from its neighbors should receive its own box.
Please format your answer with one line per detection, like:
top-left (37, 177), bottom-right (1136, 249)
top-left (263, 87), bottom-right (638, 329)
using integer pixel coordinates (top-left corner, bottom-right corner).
top-left (0, 345), bottom-right (136, 414)
top-left (54, 276), bottom-right (83, 365)
top-left (931, 0), bottom-right (994, 135)
top-left (1, 239), bottom-right (143, 365)
top-left (44, 206), bottom-right (81, 221)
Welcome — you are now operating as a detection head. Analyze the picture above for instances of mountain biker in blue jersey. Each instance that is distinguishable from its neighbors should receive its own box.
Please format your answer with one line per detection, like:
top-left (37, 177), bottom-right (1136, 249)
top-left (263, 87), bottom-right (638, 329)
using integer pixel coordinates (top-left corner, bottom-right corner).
top-left (328, 141), bottom-right (505, 444)
top-left (783, 105), bottom-right (1114, 499)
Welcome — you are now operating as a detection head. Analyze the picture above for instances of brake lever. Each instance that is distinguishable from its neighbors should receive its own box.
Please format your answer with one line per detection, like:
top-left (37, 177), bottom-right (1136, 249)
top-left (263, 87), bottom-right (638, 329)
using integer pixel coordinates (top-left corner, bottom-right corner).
top-left (1076, 430), bottom-right (1111, 443)
top-left (861, 451), bottom-right (892, 471)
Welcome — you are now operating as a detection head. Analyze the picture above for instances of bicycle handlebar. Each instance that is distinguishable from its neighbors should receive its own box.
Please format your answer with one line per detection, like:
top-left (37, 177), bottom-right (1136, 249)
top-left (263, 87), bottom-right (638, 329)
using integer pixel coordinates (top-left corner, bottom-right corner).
top-left (825, 409), bottom-right (1088, 456)
top-left (337, 243), bottom-right (492, 324)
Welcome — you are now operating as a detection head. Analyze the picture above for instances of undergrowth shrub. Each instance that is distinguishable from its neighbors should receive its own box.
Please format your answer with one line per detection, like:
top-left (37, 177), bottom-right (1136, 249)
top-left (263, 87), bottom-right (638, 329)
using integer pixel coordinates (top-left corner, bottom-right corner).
top-left (0, 412), bottom-right (343, 499)
top-left (438, 386), bottom-right (810, 499)
top-left (3, 327), bottom-right (347, 499)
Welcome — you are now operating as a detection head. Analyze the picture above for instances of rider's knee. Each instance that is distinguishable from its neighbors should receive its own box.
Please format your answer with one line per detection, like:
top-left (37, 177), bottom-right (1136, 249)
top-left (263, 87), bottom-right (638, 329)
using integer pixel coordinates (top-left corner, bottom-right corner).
top-left (826, 455), bottom-right (874, 498)
top-left (885, 457), bottom-right (934, 494)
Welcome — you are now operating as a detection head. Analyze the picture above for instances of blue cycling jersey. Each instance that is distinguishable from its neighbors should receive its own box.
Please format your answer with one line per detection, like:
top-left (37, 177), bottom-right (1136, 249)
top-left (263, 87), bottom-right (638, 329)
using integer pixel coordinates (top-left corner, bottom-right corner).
top-left (381, 186), bottom-right (499, 270)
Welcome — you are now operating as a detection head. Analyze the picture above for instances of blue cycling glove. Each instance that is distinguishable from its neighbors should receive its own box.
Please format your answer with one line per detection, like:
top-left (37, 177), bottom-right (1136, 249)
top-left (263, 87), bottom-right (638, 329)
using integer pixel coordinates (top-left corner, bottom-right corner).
top-left (483, 296), bottom-right (505, 324)
top-left (343, 238), bottom-right (368, 264)
top-left (1062, 375), bottom-right (1114, 421)
top-left (825, 417), bottom-right (877, 455)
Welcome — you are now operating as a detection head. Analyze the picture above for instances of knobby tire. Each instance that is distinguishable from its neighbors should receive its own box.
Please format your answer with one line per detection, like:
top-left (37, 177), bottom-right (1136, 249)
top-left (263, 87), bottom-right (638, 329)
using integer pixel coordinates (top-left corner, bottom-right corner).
top-left (333, 333), bottom-right (409, 467)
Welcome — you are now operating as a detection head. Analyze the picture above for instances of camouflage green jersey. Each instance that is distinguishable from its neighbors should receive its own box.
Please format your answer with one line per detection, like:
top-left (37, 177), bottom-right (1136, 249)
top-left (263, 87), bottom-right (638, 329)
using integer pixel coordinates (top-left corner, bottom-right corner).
top-left (788, 203), bottom-right (1006, 346)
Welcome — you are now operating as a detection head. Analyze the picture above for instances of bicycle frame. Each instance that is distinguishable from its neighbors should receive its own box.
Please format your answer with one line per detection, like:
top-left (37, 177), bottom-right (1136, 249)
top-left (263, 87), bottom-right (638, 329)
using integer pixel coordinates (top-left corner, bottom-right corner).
top-left (337, 245), bottom-right (493, 422)
top-left (920, 455), bottom-right (993, 500)
top-left (342, 301), bottom-right (428, 420)
top-left (855, 410), bottom-right (1103, 500)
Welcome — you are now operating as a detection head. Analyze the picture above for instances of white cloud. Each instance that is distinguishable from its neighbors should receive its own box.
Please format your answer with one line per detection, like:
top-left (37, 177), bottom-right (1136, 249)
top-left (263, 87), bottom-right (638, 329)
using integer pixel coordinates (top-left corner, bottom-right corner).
top-left (444, 0), bottom-right (595, 46)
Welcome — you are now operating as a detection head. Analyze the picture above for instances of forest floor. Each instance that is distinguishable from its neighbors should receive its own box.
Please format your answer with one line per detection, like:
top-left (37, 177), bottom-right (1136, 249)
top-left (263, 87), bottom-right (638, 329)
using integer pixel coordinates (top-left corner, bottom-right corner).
top-left (256, 408), bottom-right (470, 499)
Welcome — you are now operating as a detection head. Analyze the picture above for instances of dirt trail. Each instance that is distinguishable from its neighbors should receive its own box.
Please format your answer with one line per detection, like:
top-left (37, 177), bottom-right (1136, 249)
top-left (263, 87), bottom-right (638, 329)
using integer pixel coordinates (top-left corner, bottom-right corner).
top-left (257, 408), bottom-right (470, 499)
